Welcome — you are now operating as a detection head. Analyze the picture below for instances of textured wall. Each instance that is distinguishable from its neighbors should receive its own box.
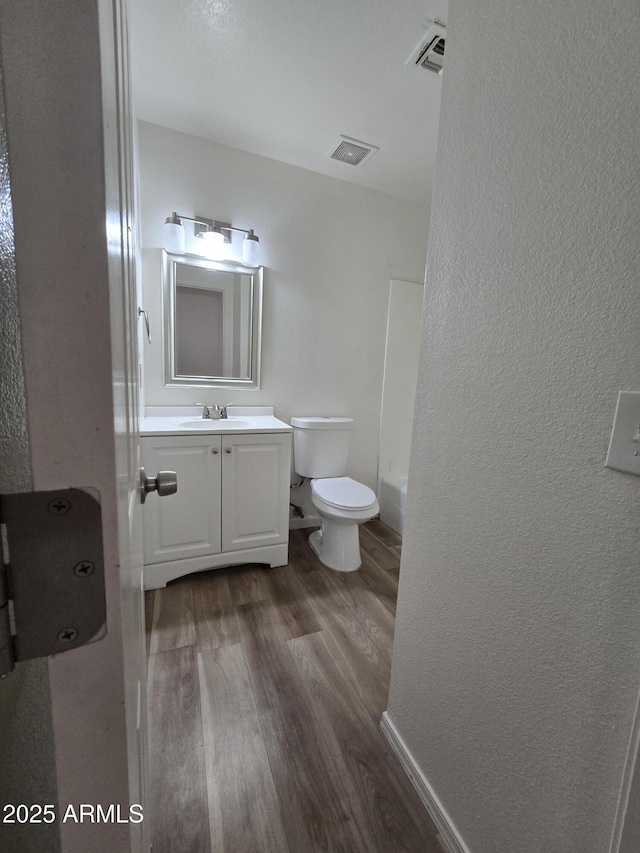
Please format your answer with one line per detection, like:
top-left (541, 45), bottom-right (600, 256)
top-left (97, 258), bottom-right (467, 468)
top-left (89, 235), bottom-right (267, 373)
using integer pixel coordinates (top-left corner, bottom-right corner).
top-left (137, 121), bottom-right (430, 490)
top-left (387, 1), bottom-right (640, 851)
top-left (0, 55), bottom-right (61, 853)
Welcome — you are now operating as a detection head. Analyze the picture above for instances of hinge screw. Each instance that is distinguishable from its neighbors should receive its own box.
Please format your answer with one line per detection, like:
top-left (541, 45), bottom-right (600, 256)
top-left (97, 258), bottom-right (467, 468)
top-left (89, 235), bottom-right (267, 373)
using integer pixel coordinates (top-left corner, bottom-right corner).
top-left (48, 498), bottom-right (71, 515)
top-left (73, 561), bottom-right (95, 577)
top-left (57, 627), bottom-right (78, 644)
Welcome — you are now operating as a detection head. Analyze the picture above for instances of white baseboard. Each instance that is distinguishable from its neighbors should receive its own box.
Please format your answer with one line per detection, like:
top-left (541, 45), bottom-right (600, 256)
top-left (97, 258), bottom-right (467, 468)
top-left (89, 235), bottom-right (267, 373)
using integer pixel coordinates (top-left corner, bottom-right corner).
top-left (380, 711), bottom-right (471, 853)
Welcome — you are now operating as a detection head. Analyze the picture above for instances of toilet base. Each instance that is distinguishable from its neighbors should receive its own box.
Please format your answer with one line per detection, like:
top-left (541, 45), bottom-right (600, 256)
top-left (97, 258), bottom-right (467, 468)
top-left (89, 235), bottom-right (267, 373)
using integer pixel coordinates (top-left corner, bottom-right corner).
top-left (308, 522), bottom-right (362, 572)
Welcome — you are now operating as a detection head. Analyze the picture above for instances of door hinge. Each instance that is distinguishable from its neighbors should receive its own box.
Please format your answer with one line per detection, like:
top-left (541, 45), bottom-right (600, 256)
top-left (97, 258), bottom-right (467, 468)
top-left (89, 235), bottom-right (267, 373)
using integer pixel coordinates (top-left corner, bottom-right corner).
top-left (0, 488), bottom-right (106, 679)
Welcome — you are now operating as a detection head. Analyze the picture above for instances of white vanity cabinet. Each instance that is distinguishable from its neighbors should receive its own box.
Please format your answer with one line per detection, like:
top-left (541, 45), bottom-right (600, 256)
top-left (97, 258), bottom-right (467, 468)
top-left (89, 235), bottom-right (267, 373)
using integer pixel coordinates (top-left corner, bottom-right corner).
top-left (141, 426), bottom-right (291, 589)
top-left (142, 434), bottom-right (223, 565)
top-left (219, 432), bottom-right (290, 553)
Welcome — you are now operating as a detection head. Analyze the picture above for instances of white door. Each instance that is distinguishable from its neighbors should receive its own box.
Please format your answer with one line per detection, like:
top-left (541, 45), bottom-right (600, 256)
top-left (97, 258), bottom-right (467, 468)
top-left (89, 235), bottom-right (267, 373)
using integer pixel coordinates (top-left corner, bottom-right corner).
top-left (0, 2), bottom-right (146, 852)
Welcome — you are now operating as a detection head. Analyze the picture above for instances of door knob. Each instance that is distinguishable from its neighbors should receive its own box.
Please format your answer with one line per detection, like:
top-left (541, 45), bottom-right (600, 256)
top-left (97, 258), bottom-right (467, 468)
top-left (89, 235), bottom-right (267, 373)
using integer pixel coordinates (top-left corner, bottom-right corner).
top-left (140, 468), bottom-right (178, 503)
top-left (225, 447), bottom-right (232, 454)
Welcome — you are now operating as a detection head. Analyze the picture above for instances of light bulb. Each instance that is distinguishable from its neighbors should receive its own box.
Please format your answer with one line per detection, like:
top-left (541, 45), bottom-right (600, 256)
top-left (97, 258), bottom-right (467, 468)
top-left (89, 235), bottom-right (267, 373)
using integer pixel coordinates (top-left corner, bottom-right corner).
top-left (199, 228), bottom-right (226, 260)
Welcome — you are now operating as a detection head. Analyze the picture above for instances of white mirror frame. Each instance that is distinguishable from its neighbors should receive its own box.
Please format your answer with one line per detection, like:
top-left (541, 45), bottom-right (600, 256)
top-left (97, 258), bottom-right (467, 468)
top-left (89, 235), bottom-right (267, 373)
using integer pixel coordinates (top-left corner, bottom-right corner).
top-left (162, 251), bottom-right (263, 389)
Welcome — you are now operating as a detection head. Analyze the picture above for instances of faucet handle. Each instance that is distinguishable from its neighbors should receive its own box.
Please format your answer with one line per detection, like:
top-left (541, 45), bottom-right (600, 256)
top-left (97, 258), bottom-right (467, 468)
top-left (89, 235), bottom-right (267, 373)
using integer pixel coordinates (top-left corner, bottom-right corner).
top-left (221, 403), bottom-right (235, 419)
top-left (195, 402), bottom-right (211, 419)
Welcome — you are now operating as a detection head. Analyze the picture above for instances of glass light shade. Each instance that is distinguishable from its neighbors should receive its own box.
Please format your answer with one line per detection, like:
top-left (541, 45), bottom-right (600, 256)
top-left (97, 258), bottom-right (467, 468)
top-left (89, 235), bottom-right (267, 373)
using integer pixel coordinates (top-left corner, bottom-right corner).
top-left (242, 232), bottom-right (261, 266)
top-left (198, 229), bottom-right (226, 260)
top-left (163, 219), bottom-right (185, 254)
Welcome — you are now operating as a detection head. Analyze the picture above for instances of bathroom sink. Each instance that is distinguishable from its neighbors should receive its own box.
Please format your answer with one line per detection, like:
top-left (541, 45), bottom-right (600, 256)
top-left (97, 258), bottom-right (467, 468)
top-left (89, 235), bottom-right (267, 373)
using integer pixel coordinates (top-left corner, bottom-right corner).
top-left (141, 407), bottom-right (291, 437)
top-left (178, 418), bottom-right (253, 430)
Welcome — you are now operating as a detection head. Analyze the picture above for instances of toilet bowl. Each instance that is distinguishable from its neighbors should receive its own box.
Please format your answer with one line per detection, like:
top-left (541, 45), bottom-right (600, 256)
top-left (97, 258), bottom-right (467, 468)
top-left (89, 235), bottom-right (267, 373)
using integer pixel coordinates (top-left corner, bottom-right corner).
top-left (291, 417), bottom-right (379, 572)
top-left (308, 477), bottom-right (379, 572)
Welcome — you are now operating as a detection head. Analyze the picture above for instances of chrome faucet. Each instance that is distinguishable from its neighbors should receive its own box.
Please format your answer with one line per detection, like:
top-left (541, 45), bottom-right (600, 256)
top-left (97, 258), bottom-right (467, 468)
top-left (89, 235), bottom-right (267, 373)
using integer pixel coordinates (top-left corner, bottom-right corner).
top-left (195, 402), bottom-right (213, 419)
top-left (195, 402), bottom-right (234, 419)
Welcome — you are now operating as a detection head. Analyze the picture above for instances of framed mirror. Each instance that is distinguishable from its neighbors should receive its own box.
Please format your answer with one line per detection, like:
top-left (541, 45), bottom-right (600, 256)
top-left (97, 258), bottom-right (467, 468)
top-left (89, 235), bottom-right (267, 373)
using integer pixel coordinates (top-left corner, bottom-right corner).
top-left (163, 252), bottom-right (262, 389)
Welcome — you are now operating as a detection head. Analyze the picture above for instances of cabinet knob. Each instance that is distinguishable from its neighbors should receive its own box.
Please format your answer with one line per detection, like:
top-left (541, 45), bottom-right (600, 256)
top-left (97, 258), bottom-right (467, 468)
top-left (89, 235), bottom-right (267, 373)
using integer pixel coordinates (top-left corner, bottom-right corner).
top-left (225, 447), bottom-right (232, 454)
top-left (212, 448), bottom-right (219, 454)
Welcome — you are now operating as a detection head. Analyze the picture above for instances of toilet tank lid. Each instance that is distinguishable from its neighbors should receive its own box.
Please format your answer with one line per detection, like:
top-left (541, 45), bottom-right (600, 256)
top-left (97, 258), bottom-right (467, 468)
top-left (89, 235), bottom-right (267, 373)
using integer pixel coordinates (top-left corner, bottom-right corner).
top-left (290, 417), bottom-right (353, 430)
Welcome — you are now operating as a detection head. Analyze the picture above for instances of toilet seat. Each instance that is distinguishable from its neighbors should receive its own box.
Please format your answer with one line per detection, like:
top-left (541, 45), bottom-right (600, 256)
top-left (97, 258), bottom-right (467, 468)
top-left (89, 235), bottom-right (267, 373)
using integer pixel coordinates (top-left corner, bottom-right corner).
top-left (311, 477), bottom-right (377, 512)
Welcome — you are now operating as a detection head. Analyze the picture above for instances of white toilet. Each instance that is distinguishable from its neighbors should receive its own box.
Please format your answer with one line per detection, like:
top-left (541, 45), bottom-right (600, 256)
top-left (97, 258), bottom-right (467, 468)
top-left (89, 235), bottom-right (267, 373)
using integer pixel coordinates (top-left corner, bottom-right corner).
top-left (291, 416), bottom-right (379, 572)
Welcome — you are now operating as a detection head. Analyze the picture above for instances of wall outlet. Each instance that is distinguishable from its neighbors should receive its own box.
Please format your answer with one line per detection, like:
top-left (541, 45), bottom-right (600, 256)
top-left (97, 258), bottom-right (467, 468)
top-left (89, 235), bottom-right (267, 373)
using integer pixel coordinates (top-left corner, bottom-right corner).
top-left (605, 391), bottom-right (640, 476)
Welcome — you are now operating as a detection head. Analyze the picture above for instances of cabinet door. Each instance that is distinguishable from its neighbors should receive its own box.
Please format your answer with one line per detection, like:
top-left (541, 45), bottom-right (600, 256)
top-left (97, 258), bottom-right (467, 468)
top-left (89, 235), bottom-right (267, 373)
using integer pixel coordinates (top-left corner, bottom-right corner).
top-left (221, 432), bottom-right (291, 552)
top-left (142, 435), bottom-right (222, 564)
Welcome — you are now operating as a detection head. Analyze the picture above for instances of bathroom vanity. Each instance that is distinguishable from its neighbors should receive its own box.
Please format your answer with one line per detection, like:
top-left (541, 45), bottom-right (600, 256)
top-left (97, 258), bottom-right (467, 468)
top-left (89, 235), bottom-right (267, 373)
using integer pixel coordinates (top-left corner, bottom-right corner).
top-left (141, 407), bottom-right (291, 589)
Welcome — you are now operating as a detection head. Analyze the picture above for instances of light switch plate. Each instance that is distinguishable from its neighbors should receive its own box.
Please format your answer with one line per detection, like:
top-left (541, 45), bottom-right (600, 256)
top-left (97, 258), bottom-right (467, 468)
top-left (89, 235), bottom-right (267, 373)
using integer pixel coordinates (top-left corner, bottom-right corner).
top-left (605, 391), bottom-right (640, 476)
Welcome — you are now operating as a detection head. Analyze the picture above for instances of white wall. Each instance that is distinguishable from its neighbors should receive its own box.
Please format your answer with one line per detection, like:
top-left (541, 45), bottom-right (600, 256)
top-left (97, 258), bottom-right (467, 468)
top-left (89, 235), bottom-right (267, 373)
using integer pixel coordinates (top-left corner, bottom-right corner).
top-left (387, 1), bottom-right (640, 852)
top-left (137, 121), bottom-right (429, 489)
top-left (378, 279), bottom-right (424, 484)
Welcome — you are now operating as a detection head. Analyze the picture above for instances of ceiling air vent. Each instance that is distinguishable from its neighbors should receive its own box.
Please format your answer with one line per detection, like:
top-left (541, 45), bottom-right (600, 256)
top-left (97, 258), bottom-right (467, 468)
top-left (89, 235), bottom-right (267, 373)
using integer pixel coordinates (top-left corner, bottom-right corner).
top-left (408, 22), bottom-right (446, 75)
top-left (328, 135), bottom-right (378, 167)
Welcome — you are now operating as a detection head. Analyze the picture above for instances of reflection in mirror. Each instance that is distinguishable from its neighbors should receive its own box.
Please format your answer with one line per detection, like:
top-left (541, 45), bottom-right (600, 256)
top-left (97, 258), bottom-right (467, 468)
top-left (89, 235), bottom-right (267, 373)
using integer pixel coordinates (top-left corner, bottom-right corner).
top-left (163, 252), bottom-right (262, 389)
top-left (174, 265), bottom-right (250, 377)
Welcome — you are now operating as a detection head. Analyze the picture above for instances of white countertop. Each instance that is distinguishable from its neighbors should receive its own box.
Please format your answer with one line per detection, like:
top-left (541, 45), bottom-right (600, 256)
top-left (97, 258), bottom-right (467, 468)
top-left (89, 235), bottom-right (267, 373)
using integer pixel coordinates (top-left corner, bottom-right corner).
top-left (141, 406), bottom-right (292, 436)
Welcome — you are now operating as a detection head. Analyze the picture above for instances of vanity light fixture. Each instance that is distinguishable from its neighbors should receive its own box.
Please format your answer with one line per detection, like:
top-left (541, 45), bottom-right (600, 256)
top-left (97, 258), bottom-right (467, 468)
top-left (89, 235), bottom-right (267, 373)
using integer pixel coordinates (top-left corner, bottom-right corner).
top-left (242, 229), bottom-right (261, 266)
top-left (163, 212), bottom-right (186, 254)
top-left (162, 211), bottom-right (262, 266)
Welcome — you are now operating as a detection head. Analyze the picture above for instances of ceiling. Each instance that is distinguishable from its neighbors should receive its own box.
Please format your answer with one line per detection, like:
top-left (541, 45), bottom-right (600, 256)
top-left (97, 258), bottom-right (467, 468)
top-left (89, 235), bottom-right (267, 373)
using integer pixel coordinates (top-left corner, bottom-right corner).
top-left (129, 0), bottom-right (448, 206)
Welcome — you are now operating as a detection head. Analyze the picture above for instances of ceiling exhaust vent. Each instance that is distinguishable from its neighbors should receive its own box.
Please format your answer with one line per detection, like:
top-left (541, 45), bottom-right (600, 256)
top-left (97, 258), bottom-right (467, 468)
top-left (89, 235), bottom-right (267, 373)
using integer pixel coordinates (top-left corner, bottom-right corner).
top-left (328, 136), bottom-right (378, 167)
top-left (408, 22), bottom-right (446, 75)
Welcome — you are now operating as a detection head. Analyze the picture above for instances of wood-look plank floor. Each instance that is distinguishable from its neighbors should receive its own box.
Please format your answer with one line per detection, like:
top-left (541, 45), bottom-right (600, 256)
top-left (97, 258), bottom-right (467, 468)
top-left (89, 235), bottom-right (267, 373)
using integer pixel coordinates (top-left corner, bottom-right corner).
top-left (146, 521), bottom-right (443, 853)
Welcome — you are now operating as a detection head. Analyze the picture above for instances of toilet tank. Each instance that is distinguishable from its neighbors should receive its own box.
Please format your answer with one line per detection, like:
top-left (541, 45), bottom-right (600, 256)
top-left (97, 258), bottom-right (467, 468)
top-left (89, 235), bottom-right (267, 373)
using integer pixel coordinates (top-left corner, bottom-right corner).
top-left (291, 417), bottom-right (353, 478)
